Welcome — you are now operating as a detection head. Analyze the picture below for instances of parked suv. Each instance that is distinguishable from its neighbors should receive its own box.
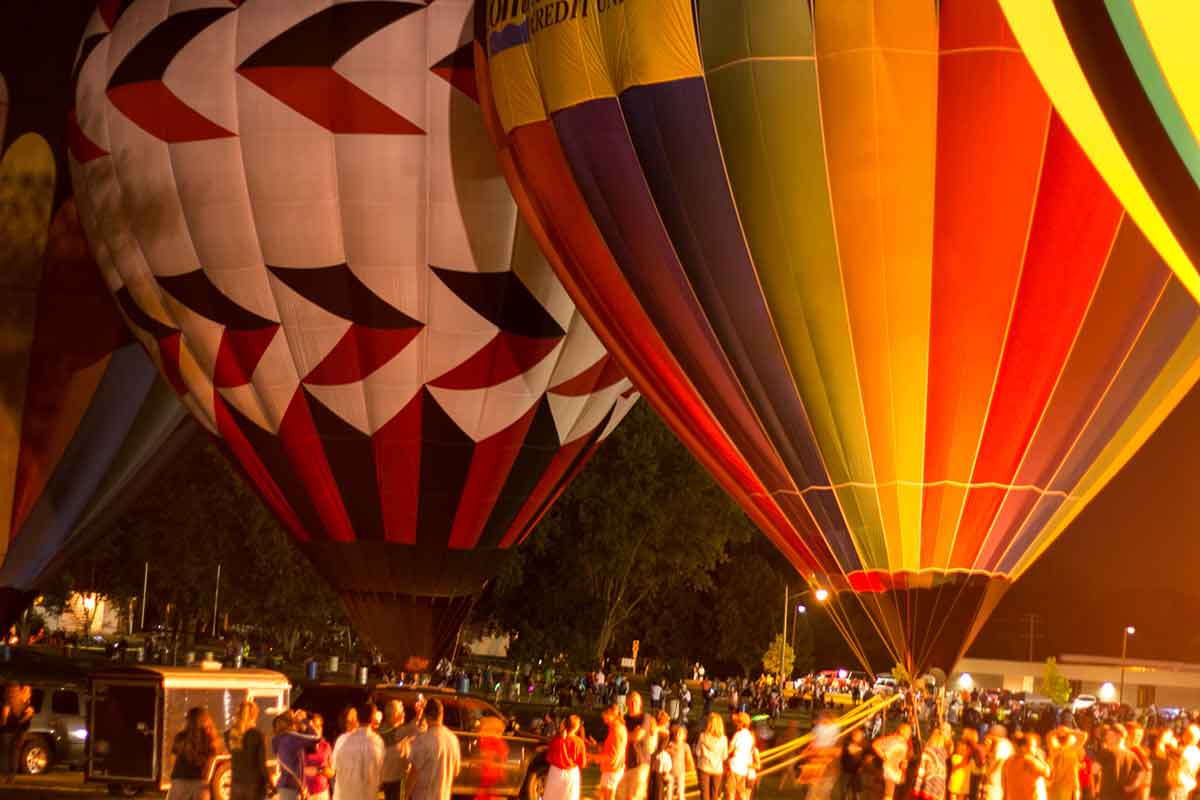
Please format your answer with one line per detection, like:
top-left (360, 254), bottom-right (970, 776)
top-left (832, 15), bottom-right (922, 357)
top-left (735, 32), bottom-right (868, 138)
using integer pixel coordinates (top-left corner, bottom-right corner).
top-left (21, 682), bottom-right (88, 775)
top-left (292, 683), bottom-right (549, 800)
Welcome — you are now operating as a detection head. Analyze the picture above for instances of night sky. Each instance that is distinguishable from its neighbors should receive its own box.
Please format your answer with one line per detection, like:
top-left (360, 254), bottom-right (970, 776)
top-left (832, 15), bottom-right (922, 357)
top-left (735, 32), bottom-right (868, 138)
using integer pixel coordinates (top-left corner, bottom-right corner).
top-left (967, 376), bottom-right (1200, 664)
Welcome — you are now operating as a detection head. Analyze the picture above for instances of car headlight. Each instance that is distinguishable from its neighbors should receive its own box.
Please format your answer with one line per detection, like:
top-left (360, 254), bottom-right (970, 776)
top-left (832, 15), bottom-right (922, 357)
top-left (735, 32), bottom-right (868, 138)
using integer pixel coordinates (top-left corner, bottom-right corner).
top-left (70, 729), bottom-right (88, 741)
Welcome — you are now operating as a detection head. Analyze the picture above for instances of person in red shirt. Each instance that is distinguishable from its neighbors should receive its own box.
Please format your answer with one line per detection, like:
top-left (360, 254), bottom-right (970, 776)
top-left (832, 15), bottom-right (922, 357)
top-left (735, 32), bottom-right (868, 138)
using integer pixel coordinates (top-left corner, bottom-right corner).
top-left (546, 715), bottom-right (588, 800)
top-left (597, 705), bottom-right (628, 800)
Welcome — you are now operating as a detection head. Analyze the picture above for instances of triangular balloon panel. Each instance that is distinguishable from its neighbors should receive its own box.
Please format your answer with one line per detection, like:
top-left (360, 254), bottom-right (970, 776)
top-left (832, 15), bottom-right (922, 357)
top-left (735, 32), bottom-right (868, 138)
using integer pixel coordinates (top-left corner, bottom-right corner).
top-left (477, 0), bottom-right (1200, 673)
top-left (70, 0), bottom-right (636, 669)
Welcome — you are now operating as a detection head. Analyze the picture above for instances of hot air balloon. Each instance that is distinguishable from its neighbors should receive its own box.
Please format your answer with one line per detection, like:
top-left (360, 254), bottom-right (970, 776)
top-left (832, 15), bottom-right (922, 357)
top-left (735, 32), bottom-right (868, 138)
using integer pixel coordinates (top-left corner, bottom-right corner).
top-left (70, 0), bottom-right (635, 668)
top-left (998, 1), bottom-right (1200, 304)
top-left (0, 3), bottom-right (192, 634)
top-left (479, 0), bottom-right (1200, 673)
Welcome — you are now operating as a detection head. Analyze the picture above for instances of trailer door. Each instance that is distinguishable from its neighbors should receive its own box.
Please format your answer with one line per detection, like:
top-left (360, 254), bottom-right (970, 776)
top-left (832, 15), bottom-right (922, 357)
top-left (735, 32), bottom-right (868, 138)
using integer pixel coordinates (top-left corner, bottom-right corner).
top-left (88, 679), bottom-right (161, 782)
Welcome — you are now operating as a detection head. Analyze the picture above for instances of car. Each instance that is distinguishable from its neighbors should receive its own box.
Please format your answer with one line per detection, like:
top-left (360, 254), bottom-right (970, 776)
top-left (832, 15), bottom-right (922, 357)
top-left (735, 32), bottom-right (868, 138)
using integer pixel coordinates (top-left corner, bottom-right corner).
top-left (873, 675), bottom-right (898, 694)
top-left (1072, 694), bottom-right (1097, 713)
top-left (20, 681), bottom-right (89, 775)
top-left (292, 682), bottom-right (550, 800)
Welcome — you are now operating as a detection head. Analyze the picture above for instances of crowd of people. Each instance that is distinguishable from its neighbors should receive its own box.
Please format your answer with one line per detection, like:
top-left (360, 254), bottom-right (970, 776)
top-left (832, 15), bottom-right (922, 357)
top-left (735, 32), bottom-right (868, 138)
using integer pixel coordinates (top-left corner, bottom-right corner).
top-left (163, 695), bottom-right (460, 800)
top-left (583, 691), bottom-right (760, 800)
top-left (791, 710), bottom-right (1200, 800)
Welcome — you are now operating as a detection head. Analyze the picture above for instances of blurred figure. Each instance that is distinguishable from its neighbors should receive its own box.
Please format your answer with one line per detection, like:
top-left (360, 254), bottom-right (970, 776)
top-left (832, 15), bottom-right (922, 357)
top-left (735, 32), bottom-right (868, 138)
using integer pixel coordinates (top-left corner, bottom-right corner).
top-left (653, 732), bottom-right (674, 800)
top-left (226, 701), bottom-right (273, 800)
top-left (547, 715), bottom-right (587, 800)
top-left (1148, 729), bottom-right (1174, 800)
top-left (948, 728), bottom-right (982, 800)
top-left (475, 713), bottom-right (509, 800)
top-left (1047, 725), bottom-right (1088, 800)
top-left (1126, 724), bottom-right (1152, 800)
top-left (982, 724), bottom-right (1015, 800)
top-left (166, 707), bottom-right (225, 800)
top-left (599, 704), bottom-right (628, 800)
top-left (1171, 725), bottom-right (1200, 800)
top-left (841, 727), bottom-right (867, 800)
top-left (1003, 733), bottom-right (1051, 800)
top-left (806, 710), bottom-right (842, 800)
top-left (696, 713), bottom-right (728, 800)
top-left (873, 722), bottom-right (912, 800)
top-left (331, 702), bottom-right (384, 800)
top-left (669, 725), bottom-right (694, 800)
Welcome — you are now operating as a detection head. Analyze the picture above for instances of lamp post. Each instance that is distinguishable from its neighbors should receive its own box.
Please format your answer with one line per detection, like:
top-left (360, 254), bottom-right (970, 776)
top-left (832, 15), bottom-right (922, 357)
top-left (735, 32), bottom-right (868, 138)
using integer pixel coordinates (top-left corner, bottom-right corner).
top-left (1120, 625), bottom-right (1135, 706)
top-left (782, 587), bottom-right (829, 683)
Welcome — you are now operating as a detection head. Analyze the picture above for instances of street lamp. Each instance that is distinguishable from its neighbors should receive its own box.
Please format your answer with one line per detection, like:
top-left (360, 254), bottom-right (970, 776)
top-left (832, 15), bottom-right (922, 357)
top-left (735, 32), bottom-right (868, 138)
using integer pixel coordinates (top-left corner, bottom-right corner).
top-left (791, 604), bottom-right (807, 661)
top-left (1120, 625), bottom-right (1135, 706)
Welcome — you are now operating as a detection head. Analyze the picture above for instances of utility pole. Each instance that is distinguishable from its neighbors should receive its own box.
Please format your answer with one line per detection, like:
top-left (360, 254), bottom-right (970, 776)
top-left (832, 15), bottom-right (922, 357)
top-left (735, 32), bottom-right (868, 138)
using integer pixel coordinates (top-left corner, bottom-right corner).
top-left (140, 562), bottom-right (149, 631)
top-left (211, 564), bottom-right (221, 637)
top-left (1018, 612), bottom-right (1044, 662)
top-left (779, 585), bottom-right (788, 684)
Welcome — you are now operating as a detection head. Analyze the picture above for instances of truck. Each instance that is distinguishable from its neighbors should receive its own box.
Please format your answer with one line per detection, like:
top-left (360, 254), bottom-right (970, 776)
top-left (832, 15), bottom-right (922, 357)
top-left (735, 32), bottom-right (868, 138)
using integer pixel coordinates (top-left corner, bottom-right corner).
top-left (86, 665), bottom-right (290, 798)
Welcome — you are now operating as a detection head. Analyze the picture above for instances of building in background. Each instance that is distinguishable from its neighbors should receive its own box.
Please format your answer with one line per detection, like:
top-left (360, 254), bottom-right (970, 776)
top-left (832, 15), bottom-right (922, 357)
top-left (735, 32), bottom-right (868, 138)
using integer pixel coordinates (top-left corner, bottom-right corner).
top-left (953, 654), bottom-right (1200, 709)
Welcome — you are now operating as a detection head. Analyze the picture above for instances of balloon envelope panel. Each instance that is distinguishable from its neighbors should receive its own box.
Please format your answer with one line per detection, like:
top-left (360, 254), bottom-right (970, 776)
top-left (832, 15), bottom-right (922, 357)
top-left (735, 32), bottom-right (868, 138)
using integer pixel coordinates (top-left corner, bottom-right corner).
top-left (0, 2), bottom-right (190, 630)
top-left (479, 0), bottom-right (1200, 670)
top-left (998, 0), bottom-right (1200, 304)
top-left (71, 0), bottom-right (635, 667)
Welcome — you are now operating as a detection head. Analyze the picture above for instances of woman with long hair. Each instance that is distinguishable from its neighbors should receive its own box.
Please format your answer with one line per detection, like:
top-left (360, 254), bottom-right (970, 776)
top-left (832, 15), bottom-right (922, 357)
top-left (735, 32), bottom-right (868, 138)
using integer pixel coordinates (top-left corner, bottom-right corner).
top-left (226, 701), bottom-right (272, 800)
top-left (167, 707), bottom-right (225, 800)
top-left (271, 709), bottom-right (322, 800)
top-left (546, 715), bottom-right (588, 800)
top-left (911, 725), bottom-right (950, 800)
top-left (695, 713), bottom-right (728, 800)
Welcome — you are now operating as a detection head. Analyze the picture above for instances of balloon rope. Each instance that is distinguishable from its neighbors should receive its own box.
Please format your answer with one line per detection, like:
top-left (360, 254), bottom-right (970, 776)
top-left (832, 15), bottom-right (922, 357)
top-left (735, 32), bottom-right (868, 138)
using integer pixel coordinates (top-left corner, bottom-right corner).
top-left (826, 591), bottom-right (889, 676)
top-left (818, 592), bottom-right (873, 672)
top-left (916, 576), bottom-right (975, 672)
top-left (851, 586), bottom-right (904, 670)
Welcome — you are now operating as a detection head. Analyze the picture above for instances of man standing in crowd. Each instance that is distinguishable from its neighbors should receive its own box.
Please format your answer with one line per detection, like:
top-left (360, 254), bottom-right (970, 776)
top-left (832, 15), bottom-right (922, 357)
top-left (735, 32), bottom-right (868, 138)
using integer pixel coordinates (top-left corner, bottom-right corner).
top-left (331, 702), bottom-right (385, 800)
top-left (409, 699), bottom-right (462, 800)
top-left (1094, 724), bottom-right (1147, 800)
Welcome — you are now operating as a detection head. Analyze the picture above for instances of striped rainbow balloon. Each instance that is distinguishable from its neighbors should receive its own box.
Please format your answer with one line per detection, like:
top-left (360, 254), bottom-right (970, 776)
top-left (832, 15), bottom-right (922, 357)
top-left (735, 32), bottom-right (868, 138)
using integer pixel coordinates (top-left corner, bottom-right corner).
top-left (478, 0), bottom-right (1200, 671)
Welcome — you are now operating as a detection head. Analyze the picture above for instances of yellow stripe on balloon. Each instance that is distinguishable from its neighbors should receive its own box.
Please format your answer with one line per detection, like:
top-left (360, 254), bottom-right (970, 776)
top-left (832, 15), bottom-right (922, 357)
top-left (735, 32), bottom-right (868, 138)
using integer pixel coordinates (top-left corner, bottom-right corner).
top-left (1130, 0), bottom-right (1200, 159)
top-left (507, 0), bottom-right (703, 116)
top-left (997, 0), bottom-right (1200, 303)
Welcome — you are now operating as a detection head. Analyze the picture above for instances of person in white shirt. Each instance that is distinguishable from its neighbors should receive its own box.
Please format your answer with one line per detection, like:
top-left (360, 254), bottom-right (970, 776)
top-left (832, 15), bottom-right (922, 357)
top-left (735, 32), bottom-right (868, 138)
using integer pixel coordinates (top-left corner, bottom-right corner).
top-left (331, 702), bottom-right (385, 800)
top-left (409, 699), bottom-right (462, 800)
top-left (726, 712), bottom-right (759, 800)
